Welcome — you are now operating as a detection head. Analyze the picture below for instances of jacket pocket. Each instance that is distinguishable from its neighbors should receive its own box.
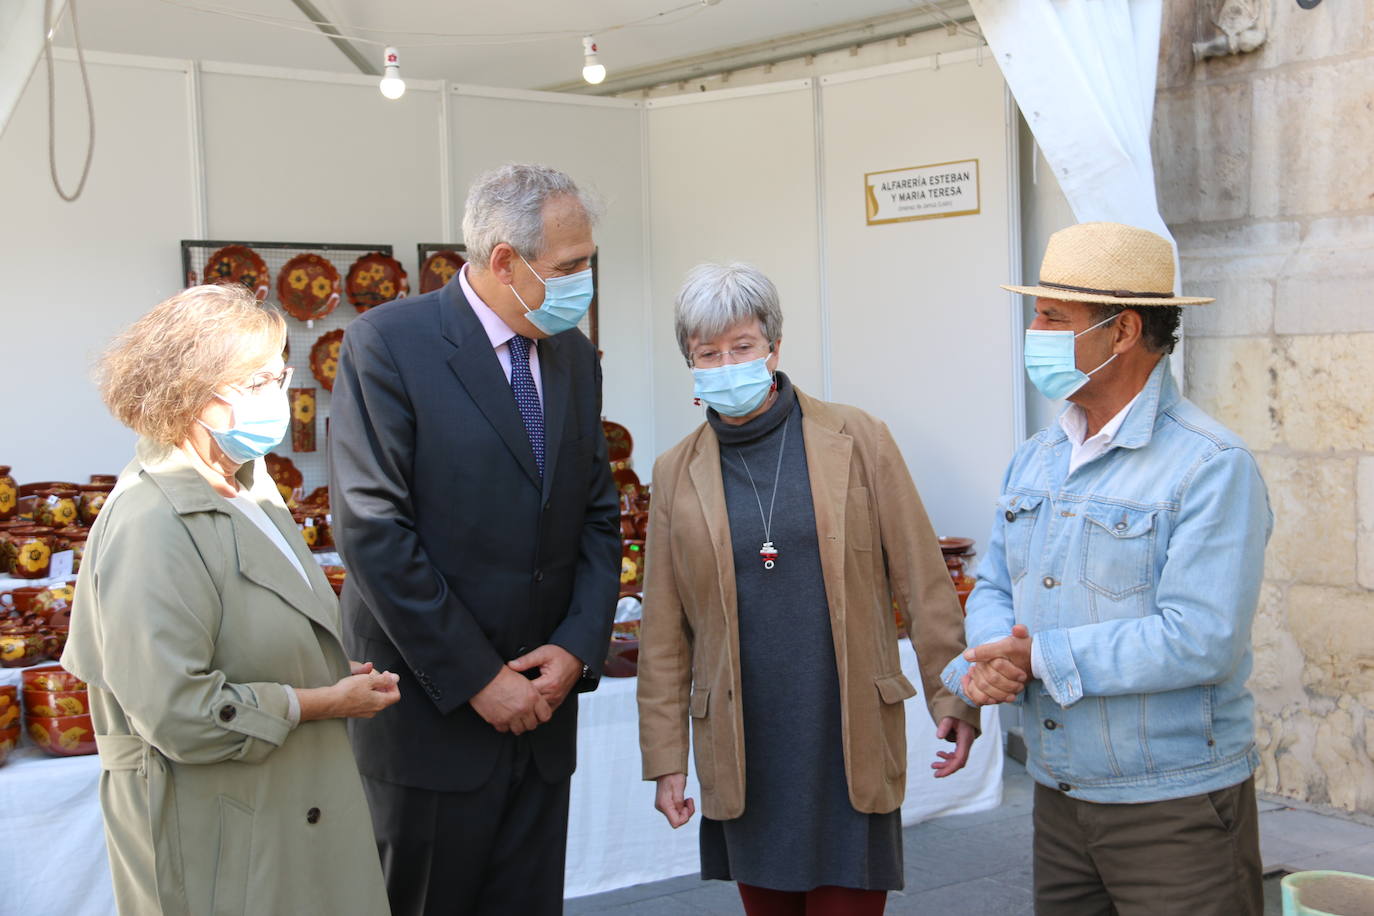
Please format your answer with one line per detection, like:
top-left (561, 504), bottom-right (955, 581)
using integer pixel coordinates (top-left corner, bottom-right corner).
top-left (211, 795), bottom-right (255, 916)
top-left (873, 674), bottom-right (915, 780)
top-left (688, 686), bottom-right (714, 791)
top-left (1001, 494), bottom-right (1044, 584)
top-left (846, 487), bottom-right (873, 552)
top-left (1080, 506), bottom-right (1157, 600)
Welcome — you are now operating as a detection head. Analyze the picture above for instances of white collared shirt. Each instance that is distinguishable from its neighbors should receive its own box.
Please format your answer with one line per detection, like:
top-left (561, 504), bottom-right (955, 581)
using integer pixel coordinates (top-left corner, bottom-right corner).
top-left (1058, 391), bottom-right (1143, 477)
top-left (458, 263), bottom-right (543, 406)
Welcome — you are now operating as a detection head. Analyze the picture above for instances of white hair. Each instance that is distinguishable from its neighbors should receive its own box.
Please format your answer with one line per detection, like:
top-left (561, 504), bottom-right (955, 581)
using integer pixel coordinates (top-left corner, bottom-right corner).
top-left (461, 163), bottom-right (602, 270)
top-left (674, 263), bottom-right (783, 362)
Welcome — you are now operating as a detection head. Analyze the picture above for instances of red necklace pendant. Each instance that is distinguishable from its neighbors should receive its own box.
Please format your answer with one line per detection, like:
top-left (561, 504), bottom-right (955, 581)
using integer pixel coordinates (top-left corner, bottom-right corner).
top-left (760, 541), bottom-right (778, 570)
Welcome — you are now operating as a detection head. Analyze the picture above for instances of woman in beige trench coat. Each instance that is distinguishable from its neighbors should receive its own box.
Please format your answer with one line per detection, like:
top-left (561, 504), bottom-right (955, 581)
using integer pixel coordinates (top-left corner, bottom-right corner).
top-left (63, 285), bottom-right (398, 915)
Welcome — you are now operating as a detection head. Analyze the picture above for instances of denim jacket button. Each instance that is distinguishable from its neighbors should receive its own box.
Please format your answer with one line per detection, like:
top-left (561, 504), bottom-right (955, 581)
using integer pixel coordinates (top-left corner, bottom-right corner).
top-left (1057, 782), bottom-right (1072, 792)
top-left (1005, 510), bottom-right (1016, 523)
top-left (1042, 576), bottom-right (1056, 589)
top-left (1115, 521), bottom-right (1127, 531)
top-left (1044, 719), bottom-right (1057, 730)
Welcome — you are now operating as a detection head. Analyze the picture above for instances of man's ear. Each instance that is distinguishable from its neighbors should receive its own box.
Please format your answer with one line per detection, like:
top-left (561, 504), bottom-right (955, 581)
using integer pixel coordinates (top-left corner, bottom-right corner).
top-left (489, 243), bottom-right (516, 285)
top-left (1113, 309), bottom-right (1144, 353)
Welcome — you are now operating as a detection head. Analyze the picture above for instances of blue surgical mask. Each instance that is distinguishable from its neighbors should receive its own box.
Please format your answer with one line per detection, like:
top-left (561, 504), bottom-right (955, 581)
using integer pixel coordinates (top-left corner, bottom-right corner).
top-left (198, 386), bottom-right (290, 465)
top-left (692, 355), bottom-right (775, 417)
top-left (1023, 313), bottom-right (1119, 400)
top-left (512, 253), bottom-right (594, 336)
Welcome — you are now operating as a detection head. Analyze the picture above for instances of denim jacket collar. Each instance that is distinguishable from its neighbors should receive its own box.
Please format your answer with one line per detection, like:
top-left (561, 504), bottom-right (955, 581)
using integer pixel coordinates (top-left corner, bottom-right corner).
top-left (1050, 356), bottom-right (1178, 454)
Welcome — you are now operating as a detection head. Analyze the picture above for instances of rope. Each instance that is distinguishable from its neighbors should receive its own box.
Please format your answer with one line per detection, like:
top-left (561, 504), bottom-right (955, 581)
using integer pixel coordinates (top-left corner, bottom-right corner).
top-left (44, 0), bottom-right (96, 202)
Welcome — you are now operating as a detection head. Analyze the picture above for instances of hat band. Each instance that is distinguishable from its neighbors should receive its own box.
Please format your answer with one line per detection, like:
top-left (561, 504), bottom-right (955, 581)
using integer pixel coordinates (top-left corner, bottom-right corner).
top-left (1040, 280), bottom-right (1175, 299)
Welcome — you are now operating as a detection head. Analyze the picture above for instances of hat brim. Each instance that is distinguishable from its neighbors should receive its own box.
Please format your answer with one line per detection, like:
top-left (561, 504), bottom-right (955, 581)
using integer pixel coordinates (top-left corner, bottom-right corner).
top-left (1001, 284), bottom-right (1214, 306)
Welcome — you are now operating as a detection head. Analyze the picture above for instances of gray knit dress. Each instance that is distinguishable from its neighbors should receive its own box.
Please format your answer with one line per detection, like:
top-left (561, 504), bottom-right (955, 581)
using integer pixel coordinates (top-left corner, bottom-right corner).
top-left (697, 372), bottom-right (903, 892)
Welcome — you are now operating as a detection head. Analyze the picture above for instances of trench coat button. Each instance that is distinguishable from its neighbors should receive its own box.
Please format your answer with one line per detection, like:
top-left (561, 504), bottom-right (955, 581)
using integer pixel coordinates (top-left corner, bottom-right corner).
top-left (306, 807), bottom-right (321, 825)
top-left (726, 689), bottom-right (734, 700)
top-left (218, 706), bottom-right (236, 722)
top-left (1042, 576), bottom-right (1057, 589)
top-left (534, 569), bottom-right (544, 582)
top-left (1044, 719), bottom-right (1057, 730)
top-left (1057, 782), bottom-right (1072, 792)
top-left (543, 501), bottom-right (551, 511)
top-left (1005, 510), bottom-right (1016, 523)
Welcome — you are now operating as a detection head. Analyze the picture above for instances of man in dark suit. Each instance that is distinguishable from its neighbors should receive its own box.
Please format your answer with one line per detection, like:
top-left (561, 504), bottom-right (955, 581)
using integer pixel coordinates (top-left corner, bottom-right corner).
top-left (329, 163), bottom-right (621, 915)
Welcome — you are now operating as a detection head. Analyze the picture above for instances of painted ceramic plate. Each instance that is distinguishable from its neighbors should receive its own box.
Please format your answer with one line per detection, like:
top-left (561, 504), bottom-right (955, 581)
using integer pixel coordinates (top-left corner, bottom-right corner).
top-left (203, 245), bottom-right (270, 300)
top-left (602, 421), bottom-right (633, 463)
top-left (612, 467), bottom-right (642, 501)
top-left (310, 329), bottom-right (344, 392)
top-left (277, 253), bottom-right (341, 321)
top-left (419, 249), bottom-right (466, 294)
top-left (263, 452), bottom-right (302, 504)
top-left (346, 252), bottom-right (409, 311)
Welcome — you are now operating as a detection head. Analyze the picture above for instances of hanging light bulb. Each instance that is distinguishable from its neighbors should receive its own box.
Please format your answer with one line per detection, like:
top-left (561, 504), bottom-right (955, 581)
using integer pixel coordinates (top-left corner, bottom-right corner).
top-left (379, 46), bottom-right (406, 100)
top-left (582, 36), bottom-right (606, 85)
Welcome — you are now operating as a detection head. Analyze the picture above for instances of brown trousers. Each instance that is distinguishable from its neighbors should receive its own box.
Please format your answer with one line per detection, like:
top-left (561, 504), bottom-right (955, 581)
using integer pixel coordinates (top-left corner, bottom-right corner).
top-left (1033, 777), bottom-right (1263, 916)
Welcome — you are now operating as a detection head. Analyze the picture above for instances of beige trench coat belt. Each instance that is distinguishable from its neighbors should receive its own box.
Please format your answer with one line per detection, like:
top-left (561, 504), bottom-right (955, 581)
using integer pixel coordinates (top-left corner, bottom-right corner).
top-left (95, 733), bottom-right (187, 907)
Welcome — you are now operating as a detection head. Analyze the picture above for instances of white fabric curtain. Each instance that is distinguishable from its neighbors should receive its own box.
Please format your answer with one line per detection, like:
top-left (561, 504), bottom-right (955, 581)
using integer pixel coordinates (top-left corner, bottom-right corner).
top-left (970, 0), bottom-right (1175, 267)
top-left (0, 0), bottom-right (67, 141)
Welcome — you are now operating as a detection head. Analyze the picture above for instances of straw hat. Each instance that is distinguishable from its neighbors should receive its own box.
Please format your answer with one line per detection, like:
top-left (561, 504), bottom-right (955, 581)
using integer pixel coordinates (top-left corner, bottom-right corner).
top-left (1003, 222), bottom-right (1213, 306)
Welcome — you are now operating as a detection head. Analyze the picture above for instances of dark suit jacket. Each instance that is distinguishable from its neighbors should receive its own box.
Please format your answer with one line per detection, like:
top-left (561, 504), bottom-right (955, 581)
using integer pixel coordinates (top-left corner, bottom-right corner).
top-left (329, 277), bottom-right (621, 792)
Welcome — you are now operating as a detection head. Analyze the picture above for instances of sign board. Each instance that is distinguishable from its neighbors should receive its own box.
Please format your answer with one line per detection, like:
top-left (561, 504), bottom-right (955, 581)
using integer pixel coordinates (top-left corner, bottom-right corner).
top-left (865, 159), bottom-right (980, 225)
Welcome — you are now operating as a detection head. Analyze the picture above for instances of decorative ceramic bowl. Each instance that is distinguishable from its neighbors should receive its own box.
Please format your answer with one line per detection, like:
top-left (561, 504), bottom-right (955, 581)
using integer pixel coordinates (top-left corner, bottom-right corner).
top-left (0, 629), bottom-right (44, 667)
top-left (0, 687), bottom-right (18, 730)
top-left (0, 725), bottom-right (19, 766)
top-left (26, 713), bottom-right (96, 756)
top-left (22, 665), bottom-right (86, 693)
top-left (23, 689), bottom-right (88, 718)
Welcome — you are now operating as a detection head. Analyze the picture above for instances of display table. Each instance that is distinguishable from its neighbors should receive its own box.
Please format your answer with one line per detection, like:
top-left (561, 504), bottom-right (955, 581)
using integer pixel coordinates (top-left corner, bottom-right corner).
top-left (0, 640), bottom-right (1001, 910)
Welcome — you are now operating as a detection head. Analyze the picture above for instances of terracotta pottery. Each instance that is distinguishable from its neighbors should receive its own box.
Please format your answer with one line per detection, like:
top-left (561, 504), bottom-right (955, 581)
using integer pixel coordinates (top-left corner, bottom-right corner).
top-left (25, 713), bottom-right (96, 756)
top-left (277, 253), bottom-right (341, 322)
top-left (0, 465), bottom-right (16, 520)
top-left (345, 252), bottom-right (409, 311)
top-left (8, 528), bottom-right (55, 580)
top-left (309, 329), bottom-right (345, 392)
top-left (88, 474), bottom-right (117, 486)
top-left (32, 486), bottom-right (80, 529)
top-left (418, 250), bottom-right (465, 294)
top-left (30, 584), bottom-right (74, 621)
top-left (938, 537), bottom-right (977, 612)
top-left (22, 665), bottom-right (85, 692)
top-left (22, 688), bottom-right (87, 718)
top-left (0, 687), bottom-right (18, 730)
top-left (204, 244), bottom-right (271, 301)
top-left (289, 387), bottom-right (316, 452)
top-left (78, 483), bottom-right (114, 526)
top-left (0, 725), bottom-right (19, 766)
top-left (0, 628), bottom-right (44, 667)
top-left (1, 585), bottom-right (46, 615)
top-left (619, 539), bottom-right (646, 597)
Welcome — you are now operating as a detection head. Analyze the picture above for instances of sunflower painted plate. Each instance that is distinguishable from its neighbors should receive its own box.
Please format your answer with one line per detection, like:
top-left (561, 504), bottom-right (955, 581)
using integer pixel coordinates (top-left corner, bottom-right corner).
top-left (310, 329), bottom-right (345, 392)
top-left (602, 420), bottom-right (633, 464)
top-left (346, 252), bottom-right (409, 312)
top-left (419, 249), bottom-right (466, 294)
top-left (203, 245), bottom-right (271, 300)
top-left (263, 452), bottom-right (303, 505)
top-left (277, 253), bottom-right (341, 322)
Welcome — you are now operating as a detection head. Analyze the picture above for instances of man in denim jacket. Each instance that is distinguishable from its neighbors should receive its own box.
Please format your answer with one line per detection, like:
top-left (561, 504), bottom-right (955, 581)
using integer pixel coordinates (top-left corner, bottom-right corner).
top-left (941, 223), bottom-right (1272, 916)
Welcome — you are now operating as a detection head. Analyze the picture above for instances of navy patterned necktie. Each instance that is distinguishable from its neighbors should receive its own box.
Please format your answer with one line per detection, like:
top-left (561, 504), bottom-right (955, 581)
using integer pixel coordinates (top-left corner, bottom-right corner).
top-left (507, 334), bottom-right (545, 477)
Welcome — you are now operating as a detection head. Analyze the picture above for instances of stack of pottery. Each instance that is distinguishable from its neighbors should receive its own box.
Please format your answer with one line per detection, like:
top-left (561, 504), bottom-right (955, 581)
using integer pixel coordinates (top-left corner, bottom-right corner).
top-left (22, 665), bottom-right (94, 757)
top-left (938, 537), bottom-right (977, 612)
top-left (1, 584), bottom-right (73, 666)
top-left (0, 684), bottom-right (18, 765)
top-left (0, 474), bottom-right (115, 576)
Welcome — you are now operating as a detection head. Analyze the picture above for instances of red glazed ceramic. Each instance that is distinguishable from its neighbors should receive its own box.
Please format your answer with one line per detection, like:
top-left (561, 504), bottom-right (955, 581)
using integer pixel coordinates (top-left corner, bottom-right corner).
top-left (7, 528), bottom-right (55, 579)
top-left (289, 387), bottom-right (316, 453)
top-left (23, 689), bottom-right (87, 718)
top-left (277, 253), bottom-right (341, 322)
top-left (309, 329), bottom-right (344, 392)
top-left (0, 687), bottom-right (18, 730)
top-left (0, 726), bottom-right (18, 766)
top-left (0, 628), bottom-right (44, 667)
top-left (78, 483), bottom-right (114, 526)
top-left (88, 474), bottom-right (117, 485)
top-left (22, 665), bottom-right (86, 692)
top-left (204, 244), bottom-right (271, 300)
top-left (0, 465), bottom-right (16, 520)
top-left (26, 713), bottom-right (96, 756)
top-left (32, 486), bottom-right (80, 529)
top-left (346, 252), bottom-right (409, 311)
top-left (419, 250), bottom-right (465, 294)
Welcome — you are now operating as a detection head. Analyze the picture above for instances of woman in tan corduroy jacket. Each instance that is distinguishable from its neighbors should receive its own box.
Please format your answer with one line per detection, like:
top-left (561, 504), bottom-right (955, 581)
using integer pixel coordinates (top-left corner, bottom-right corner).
top-left (637, 263), bottom-right (981, 916)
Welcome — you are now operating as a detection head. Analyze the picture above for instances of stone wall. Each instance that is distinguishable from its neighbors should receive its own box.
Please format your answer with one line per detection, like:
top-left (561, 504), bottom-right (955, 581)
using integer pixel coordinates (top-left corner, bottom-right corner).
top-left (1154, 0), bottom-right (1374, 812)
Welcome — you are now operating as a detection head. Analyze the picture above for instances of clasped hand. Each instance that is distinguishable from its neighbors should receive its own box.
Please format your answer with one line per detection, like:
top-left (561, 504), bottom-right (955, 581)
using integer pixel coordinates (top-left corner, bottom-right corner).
top-left (960, 624), bottom-right (1033, 706)
top-left (469, 645), bottom-right (582, 735)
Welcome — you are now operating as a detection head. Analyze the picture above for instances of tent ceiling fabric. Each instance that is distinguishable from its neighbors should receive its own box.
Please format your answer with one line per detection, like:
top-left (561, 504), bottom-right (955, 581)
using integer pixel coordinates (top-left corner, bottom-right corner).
top-left (49, 0), bottom-right (970, 91)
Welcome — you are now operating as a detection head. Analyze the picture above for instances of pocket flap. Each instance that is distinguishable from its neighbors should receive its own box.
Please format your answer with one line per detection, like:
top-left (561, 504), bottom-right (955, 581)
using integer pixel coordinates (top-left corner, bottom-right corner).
top-left (874, 673), bottom-right (917, 705)
top-left (689, 686), bottom-right (711, 718)
top-left (1084, 506), bottom-right (1156, 539)
top-left (1001, 493), bottom-right (1045, 518)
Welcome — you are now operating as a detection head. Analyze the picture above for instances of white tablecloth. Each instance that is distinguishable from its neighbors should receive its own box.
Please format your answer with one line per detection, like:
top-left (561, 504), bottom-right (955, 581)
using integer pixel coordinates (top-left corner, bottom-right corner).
top-left (0, 639), bottom-right (1001, 911)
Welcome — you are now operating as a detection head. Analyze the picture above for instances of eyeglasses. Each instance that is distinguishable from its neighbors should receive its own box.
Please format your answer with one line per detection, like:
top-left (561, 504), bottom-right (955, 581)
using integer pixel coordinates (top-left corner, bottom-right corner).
top-left (240, 367), bottom-right (294, 395)
top-left (689, 340), bottom-right (771, 369)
